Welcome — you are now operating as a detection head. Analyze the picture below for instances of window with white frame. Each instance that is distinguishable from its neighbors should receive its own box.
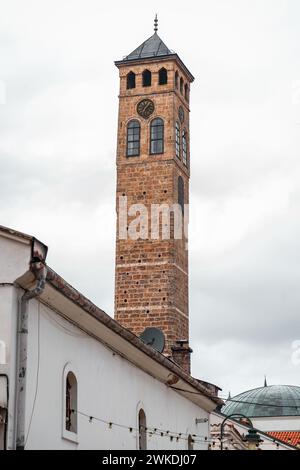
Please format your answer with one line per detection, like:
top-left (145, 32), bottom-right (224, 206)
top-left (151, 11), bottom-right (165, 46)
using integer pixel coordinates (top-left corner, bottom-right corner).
top-left (62, 364), bottom-right (78, 443)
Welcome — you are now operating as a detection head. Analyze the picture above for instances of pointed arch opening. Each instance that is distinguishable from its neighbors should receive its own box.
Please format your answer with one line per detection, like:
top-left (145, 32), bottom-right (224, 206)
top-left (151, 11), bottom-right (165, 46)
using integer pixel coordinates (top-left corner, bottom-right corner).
top-left (188, 434), bottom-right (194, 450)
top-left (126, 71), bottom-right (136, 89)
top-left (175, 71), bottom-right (179, 89)
top-left (65, 371), bottom-right (77, 434)
top-left (180, 77), bottom-right (184, 94)
top-left (150, 118), bottom-right (164, 154)
top-left (138, 409), bottom-right (147, 450)
top-left (142, 69), bottom-right (152, 87)
top-left (159, 67), bottom-right (168, 85)
top-left (178, 176), bottom-right (184, 215)
top-left (184, 83), bottom-right (189, 101)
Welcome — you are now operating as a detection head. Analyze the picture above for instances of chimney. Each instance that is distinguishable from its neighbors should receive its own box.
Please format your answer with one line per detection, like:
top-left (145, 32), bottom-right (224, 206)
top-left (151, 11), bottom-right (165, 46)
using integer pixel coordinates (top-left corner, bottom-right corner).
top-left (171, 340), bottom-right (193, 374)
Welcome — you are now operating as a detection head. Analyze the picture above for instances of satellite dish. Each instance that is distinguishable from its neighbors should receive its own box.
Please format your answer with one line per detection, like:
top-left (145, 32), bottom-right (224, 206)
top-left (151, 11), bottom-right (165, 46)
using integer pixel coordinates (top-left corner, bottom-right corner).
top-left (140, 327), bottom-right (165, 353)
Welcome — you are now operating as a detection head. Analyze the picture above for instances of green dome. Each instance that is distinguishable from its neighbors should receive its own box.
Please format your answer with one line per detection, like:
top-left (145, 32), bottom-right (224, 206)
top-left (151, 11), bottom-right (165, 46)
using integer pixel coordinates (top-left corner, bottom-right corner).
top-left (222, 385), bottom-right (300, 418)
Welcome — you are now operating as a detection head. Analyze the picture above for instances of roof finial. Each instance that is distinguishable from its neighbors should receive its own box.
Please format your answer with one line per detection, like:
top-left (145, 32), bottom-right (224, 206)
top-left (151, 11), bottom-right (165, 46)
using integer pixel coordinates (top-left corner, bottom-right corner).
top-left (264, 375), bottom-right (267, 387)
top-left (154, 14), bottom-right (158, 33)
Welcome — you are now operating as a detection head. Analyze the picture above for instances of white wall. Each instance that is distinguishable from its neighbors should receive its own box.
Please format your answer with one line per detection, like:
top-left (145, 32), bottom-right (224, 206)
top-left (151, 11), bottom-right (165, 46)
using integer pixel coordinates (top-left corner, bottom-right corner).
top-left (251, 416), bottom-right (300, 432)
top-left (24, 299), bottom-right (210, 450)
top-left (0, 236), bottom-right (30, 284)
top-left (0, 285), bottom-right (20, 449)
top-left (0, 235), bottom-right (31, 449)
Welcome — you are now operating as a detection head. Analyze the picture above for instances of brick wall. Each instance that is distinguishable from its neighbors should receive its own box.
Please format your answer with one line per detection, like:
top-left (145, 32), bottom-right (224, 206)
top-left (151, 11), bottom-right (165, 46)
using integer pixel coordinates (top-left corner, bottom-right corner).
top-left (115, 56), bottom-right (192, 371)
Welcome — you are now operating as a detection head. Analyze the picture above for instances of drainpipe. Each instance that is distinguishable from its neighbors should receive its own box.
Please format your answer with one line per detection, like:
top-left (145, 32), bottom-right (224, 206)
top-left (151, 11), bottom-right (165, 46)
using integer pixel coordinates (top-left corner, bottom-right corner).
top-left (15, 260), bottom-right (47, 450)
top-left (0, 374), bottom-right (9, 450)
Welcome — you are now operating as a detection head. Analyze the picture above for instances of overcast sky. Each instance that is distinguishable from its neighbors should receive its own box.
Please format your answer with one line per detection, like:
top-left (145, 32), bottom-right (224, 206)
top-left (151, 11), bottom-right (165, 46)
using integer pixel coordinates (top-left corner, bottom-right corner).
top-left (1, 0), bottom-right (300, 397)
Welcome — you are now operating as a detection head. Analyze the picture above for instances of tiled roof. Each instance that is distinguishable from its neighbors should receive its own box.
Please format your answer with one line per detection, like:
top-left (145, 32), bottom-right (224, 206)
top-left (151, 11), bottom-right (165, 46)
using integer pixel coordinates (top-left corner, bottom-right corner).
top-left (268, 431), bottom-right (300, 447)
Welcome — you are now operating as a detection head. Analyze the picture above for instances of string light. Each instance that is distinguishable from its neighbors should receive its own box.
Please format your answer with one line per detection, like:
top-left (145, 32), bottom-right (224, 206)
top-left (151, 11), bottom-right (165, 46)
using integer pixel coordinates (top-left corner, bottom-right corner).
top-left (72, 409), bottom-right (289, 449)
top-left (73, 409), bottom-right (213, 444)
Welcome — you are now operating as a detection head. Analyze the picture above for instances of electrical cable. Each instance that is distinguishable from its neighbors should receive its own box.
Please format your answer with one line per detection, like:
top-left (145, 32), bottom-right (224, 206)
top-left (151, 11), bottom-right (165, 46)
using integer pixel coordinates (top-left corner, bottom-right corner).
top-left (24, 303), bottom-right (41, 447)
top-left (170, 386), bottom-right (300, 409)
top-left (73, 409), bottom-right (211, 443)
top-left (40, 305), bottom-right (88, 338)
top-left (72, 409), bottom-right (285, 448)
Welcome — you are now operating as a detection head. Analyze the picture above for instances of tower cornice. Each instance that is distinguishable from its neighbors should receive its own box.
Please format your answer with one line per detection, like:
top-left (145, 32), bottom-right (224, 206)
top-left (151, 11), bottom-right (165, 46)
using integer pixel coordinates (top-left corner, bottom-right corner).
top-left (115, 53), bottom-right (195, 83)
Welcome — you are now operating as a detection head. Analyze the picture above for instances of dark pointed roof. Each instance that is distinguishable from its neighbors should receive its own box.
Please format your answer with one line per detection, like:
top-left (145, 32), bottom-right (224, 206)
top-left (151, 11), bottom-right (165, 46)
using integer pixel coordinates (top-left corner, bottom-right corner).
top-left (124, 32), bottom-right (173, 61)
top-left (115, 32), bottom-right (194, 82)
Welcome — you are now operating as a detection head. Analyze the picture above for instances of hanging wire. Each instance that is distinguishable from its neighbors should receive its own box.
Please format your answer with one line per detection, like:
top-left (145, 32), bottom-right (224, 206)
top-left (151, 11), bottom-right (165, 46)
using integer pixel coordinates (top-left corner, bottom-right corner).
top-left (72, 409), bottom-right (213, 443)
top-left (170, 386), bottom-right (300, 409)
top-left (72, 409), bottom-right (293, 449)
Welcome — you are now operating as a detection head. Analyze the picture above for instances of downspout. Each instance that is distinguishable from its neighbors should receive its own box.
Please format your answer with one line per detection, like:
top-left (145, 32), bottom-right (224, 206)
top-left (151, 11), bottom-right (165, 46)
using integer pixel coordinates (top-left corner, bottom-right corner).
top-left (0, 374), bottom-right (9, 450)
top-left (15, 260), bottom-right (47, 450)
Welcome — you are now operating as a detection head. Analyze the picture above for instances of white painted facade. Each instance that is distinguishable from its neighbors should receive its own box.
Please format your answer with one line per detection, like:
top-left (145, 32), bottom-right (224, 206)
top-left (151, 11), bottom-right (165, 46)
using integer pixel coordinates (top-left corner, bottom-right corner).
top-left (0, 228), bottom-right (217, 450)
top-left (250, 416), bottom-right (300, 432)
top-left (24, 300), bottom-right (210, 450)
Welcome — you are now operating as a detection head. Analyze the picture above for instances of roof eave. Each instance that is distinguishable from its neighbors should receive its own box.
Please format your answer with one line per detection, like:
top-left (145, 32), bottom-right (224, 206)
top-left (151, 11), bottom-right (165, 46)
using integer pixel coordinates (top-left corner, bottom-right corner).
top-left (0, 224), bottom-right (32, 244)
top-left (0, 224), bottom-right (48, 261)
top-left (115, 54), bottom-right (195, 82)
top-left (16, 264), bottom-right (220, 409)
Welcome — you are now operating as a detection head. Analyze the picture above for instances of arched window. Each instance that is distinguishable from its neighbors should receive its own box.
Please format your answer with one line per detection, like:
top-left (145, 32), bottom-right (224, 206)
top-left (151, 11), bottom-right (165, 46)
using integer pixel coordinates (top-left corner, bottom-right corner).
top-left (65, 372), bottom-right (77, 433)
top-left (175, 121), bottom-right (180, 159)
top-left (175, 71), bottom-right (179, 89)
top-left (180, 77), bottom-right (184, 94)
top-left (182, 129), bottom-right (187, 165)
top-left (188, 434), bottom-right (194, 450)
top-left (142, 69), bottom-right (152, 87)
top-left (150, 118), bottom-right (164, 154)
top-left (127, 120), bottom-right (140, 157)
top-left (126, 71), bottom-right (136, 89)
top-left (184, 83), bottom-right (189, 101)
top-left (138, 409), bottom-right (147, 450)
top-left (178, 176), bottom-right (184, 214)
top-left (159, 67), bottom-right (168, 85)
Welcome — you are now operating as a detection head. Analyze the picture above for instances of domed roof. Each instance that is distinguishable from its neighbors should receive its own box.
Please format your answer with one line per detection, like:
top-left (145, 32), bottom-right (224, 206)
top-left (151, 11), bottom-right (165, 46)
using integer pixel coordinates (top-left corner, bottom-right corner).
top-left (222, 385), bottom-right (300, 417)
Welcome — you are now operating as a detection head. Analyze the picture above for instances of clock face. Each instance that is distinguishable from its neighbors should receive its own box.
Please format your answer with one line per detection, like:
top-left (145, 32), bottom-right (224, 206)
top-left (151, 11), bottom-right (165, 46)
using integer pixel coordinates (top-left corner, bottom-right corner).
top-left (137, 99), bottom-right (155, 119)
top-left (178, 106), bottom-right (185, 123)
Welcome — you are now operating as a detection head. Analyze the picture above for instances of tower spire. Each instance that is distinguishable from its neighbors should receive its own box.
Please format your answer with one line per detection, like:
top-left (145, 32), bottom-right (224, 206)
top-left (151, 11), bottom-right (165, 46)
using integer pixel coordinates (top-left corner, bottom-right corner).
top-left (264, 375), bottom-right (267, 387)
top-left (154, 14), bottom-right (158, 33)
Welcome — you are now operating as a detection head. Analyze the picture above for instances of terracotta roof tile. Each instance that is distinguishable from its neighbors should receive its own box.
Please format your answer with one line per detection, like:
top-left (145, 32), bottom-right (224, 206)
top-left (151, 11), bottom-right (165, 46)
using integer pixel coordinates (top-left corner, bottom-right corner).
top-left (268, 431), bottom-right (300, 447)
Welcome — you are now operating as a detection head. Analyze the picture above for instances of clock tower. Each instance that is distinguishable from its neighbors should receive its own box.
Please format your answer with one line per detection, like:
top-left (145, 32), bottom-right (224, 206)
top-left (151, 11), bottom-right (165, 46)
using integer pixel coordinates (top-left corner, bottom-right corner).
top-left (114, 18), bottom-right (194, 373)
